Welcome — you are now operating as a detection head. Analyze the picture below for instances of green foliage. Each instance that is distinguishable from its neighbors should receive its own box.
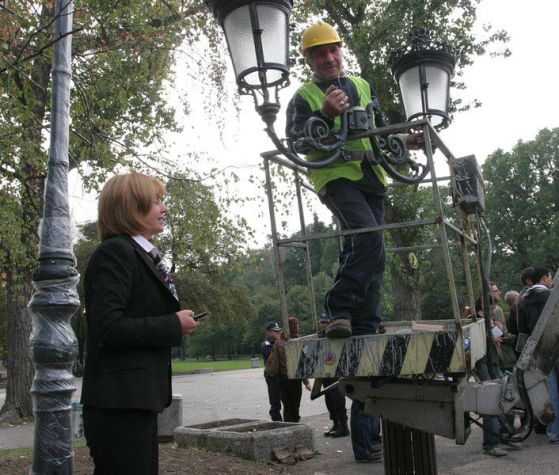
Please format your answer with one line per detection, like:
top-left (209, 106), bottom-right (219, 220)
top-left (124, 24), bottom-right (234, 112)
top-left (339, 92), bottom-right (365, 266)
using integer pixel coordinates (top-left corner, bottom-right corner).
top-left (71, 222), bottom-right (99, 366)
top-left (482, 128), bottom-right (559, 289)
top-left (281, 214), bottom-right (337, 286)
top-left (0, 282), bottom-right (6, 362)
top-left (162, 172), bottom-right (246, 274)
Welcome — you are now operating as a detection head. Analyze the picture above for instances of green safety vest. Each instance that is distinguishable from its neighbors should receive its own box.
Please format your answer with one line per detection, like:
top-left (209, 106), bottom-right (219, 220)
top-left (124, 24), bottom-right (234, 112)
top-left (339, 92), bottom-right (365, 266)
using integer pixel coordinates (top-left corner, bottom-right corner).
top-left (296, 76), bottom-right (388, 193)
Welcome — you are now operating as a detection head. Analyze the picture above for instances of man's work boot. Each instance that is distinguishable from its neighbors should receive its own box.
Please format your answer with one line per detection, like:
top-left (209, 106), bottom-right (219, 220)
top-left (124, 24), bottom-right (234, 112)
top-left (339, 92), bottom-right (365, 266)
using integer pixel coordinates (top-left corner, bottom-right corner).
top-left (325, 318), bottom-right (352, 338)
top-left (330, 419), bottom-right (349, 438)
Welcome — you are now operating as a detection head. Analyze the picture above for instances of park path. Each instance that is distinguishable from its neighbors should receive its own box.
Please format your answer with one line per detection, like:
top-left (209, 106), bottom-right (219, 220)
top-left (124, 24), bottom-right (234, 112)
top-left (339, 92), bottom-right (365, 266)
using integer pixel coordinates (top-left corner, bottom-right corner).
top-left (1, 368), bottom-right (558, 474)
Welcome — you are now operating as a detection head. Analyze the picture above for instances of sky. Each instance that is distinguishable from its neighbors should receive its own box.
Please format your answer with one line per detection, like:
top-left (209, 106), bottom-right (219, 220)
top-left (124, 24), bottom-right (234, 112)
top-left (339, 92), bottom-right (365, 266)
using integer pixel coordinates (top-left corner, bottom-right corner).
top-left (68, 0), bottom-right (559, 247)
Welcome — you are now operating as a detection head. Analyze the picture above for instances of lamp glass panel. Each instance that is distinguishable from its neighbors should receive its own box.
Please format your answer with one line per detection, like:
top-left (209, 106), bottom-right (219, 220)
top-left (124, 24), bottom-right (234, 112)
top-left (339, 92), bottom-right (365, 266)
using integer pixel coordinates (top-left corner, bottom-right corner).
top-left (399, 66), bottom-right (423, 119)
top-left (424, 65), bottom-right (449, 113)
top-left (255, 4), bottom-right (288, 85)
top-left (223, 4), bottom-right (288, 88)
top-left (223, 6), bottom-right (257, 81)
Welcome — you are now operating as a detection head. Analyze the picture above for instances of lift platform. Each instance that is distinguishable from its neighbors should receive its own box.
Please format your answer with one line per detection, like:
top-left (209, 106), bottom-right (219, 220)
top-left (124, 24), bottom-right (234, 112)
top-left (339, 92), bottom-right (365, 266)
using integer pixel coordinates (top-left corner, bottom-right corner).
top-left (285, 318), bottom-right (486, 380)
top-left (262, 119), bottom-right (548, 474)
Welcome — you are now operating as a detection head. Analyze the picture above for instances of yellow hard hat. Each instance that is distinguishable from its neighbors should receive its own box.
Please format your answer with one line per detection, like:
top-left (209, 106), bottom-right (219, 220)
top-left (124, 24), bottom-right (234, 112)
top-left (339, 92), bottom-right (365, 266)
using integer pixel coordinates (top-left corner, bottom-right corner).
top-left (301, 21), bottom-right (342, 56)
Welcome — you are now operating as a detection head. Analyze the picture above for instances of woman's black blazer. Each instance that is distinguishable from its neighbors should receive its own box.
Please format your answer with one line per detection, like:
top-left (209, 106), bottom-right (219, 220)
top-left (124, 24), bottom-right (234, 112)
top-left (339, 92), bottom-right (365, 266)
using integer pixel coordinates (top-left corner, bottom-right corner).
top-left (80, 234), bottom-right (182, 412)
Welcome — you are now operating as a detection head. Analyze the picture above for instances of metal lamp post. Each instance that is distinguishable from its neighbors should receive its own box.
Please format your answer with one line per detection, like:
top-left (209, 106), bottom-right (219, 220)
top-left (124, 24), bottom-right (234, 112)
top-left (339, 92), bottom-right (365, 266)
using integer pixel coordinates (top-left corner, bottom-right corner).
top-left (27, 1), bottom-right (80, 473)
top-left (389, 29), bottom-right (456, 131)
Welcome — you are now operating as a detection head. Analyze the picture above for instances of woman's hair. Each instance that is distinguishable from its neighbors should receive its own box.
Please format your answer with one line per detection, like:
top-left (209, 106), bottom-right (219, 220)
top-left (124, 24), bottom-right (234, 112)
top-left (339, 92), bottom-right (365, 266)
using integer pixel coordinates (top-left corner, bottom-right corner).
top-left (97, 172), bottom-right (165, 241)
top-left (504, 290), bottom-right (519, 305)
top-left (281, 316), bottom-right (301, 340)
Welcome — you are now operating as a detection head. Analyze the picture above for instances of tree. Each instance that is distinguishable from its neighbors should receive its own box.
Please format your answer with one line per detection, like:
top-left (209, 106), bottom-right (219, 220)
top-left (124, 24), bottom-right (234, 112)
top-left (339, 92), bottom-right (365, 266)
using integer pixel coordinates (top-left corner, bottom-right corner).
top-left (482, 128), bottom-right (559, 289)
top-left (163, 172), bottom-right (247, 275)
top-left (284, 0), bottom-right (509, 320)
top-left (0, 0), bottom-right (226, 420)
top-left (282, 214), bottom-right (337, 287)
top-left (71, 221), bottom-right (98, 372)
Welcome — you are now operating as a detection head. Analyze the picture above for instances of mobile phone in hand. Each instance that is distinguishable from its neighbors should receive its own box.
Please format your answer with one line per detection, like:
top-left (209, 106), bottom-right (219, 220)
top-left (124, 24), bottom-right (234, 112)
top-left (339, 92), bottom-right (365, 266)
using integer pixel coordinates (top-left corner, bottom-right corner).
top-left (193, 311), bottom-right (208, 321)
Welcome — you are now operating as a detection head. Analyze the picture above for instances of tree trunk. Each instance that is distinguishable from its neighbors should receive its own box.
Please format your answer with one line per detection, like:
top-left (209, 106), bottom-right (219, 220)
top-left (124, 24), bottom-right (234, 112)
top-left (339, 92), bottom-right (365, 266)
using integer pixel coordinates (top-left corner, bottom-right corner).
top-left (385, 201), bottom-right (422, 321)
top-left (1, 267), bottom-right (34, 421)
top-left (1, 0), bottom-right (54, 423)
top-left (389, 256), bottom-right (422, 321)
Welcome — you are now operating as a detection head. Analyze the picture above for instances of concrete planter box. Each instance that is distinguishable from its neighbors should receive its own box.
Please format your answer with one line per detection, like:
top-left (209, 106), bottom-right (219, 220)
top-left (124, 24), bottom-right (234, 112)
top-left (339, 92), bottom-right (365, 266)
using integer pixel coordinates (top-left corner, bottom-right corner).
top-left (175, 418), bottom-right (257, 449)
top-left (175, 419), bottom-right (314, 461)
top-left (158, 394), bottom-right (182, 441)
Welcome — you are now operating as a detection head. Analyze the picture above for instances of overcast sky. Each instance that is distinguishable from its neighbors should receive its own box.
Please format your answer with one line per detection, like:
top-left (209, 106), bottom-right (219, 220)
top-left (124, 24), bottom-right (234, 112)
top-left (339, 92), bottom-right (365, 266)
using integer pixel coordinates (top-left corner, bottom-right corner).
top-left (69, 0), bottom-right (559, 246)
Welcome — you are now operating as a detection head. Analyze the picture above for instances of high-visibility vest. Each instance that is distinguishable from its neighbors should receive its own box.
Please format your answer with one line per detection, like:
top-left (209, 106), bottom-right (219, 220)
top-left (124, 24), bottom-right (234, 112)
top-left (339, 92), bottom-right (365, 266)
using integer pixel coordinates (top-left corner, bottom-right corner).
top-left (296, 76), bottom-right (388, 193)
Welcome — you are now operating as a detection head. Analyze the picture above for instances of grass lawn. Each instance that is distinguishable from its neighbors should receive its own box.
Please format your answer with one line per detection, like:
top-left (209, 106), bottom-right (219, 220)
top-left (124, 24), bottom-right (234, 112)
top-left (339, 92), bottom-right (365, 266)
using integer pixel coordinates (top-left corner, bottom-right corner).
top-left (0, 437), bottom-right (87, 459)
top-left (171, 357), bottom-right (263, 374)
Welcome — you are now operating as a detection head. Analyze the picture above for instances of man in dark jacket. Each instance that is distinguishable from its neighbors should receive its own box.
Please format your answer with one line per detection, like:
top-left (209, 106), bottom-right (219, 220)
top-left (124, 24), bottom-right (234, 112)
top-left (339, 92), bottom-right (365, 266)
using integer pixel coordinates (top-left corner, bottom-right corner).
top-left (260, 322), bottom-right (282, 421)
top-left (518, 267), bottom-right (552, 335)
top-left (517, 266), bottom-right (558, 443)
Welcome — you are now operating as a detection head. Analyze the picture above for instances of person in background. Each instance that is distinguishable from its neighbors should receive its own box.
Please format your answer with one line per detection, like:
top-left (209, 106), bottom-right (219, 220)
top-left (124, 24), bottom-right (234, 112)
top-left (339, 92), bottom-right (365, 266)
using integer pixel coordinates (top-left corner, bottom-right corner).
top-left (517, 266), bottom-right (559, 443)
top-left (504, 290), bottom-right (520, 337)
top-left (276, 317), bottom-right (312, 422)
top-left (471, 297), bottom-right (520, 456)
top-left (496, 289), bottom-right (519, 373)
top-left (520, 267), bottom-right (535, 290)
top-left (317, 314), bottom-right (349, 438)
top-left (514, 266), bottom-right (536, 354)
top-left (81, 172), bottom-right (199, 474)
top-left (490, 282), bottom-right (507, 330)
top-left (260, 322), bottom-right (283, 421)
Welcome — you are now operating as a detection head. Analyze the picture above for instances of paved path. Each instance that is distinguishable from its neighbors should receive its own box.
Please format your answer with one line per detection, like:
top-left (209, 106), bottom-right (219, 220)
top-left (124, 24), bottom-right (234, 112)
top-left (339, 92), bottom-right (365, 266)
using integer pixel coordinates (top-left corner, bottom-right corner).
top-left (1, 368), bottom-right (558, 473)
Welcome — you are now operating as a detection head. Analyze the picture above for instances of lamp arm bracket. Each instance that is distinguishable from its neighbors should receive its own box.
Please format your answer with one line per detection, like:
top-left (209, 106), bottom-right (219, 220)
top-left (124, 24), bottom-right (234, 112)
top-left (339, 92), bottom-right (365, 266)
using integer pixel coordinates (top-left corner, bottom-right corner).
top-left (369, 132), bottom-right (430, 185)
top-left (265, 122), bottom-right (345, 170)
top-left (292, 115), bottom-right (348, 154)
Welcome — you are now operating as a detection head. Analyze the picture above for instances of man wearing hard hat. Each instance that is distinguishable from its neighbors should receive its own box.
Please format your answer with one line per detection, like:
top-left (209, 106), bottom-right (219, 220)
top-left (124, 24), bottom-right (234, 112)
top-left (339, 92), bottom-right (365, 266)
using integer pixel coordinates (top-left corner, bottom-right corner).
top-left (286, 21), bottom-right (423, 463)
top-left (286, 21), bottom-right (422, 340)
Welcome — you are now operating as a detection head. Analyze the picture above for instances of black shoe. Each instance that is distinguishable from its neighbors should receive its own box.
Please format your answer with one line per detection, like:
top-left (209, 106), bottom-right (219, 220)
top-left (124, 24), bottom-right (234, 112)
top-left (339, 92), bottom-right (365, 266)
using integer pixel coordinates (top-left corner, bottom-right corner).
top-left (330, 420), bottom-right (349, 438)
top-left (355, 452), bottom-right (382, 463)
top-left (325, 319), bottom-right (352, 338)
top-left (534, 421), bottom-right (547, 434)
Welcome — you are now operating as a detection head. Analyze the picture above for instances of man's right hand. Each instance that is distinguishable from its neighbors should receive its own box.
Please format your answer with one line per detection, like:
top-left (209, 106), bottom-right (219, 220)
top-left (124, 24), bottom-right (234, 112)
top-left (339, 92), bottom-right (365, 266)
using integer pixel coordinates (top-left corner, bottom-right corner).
top-left (177, 310), bottom-right (199, 335)
top-left (321, 85), bottom-right (350, 118)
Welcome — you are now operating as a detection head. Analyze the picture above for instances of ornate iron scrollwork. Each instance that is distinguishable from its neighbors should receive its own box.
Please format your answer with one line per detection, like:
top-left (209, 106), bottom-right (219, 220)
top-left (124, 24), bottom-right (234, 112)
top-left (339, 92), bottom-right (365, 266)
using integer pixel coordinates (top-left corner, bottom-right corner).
top-left (291, 115), bottom-right (348, 154)
top-left (280, 108), bottom-right (430, 184)
top-left (374, 134), bottom-right (430, 184)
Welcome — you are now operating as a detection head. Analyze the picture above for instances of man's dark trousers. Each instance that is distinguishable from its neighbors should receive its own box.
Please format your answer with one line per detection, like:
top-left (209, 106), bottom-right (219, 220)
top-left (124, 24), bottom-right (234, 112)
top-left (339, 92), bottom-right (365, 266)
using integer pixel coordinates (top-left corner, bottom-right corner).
top-left (351, 401), bottom-right (382, 459)
top-left (323, 378), bottom-right (347, 423)
top-left (265, 374), bottom-right (282, 421)
top-left (321, 160), bottom-right (386, 336)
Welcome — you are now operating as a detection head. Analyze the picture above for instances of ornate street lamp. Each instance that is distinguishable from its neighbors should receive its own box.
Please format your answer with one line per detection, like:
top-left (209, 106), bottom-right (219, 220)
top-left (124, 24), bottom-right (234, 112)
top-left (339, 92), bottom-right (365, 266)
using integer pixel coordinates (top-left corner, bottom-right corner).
top-left (206, 1), bottom-right (453, 182)
top-left (206, 0), bottom-right (291, 127)
top-left (206, 0), bottom-right (352, 170)
top-left (389, 29), bottom-right (456, 131)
